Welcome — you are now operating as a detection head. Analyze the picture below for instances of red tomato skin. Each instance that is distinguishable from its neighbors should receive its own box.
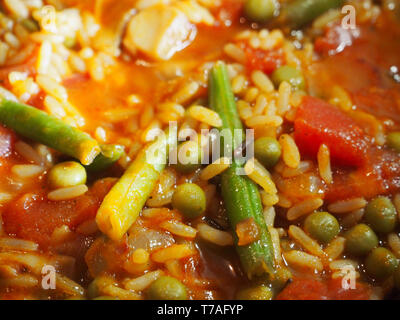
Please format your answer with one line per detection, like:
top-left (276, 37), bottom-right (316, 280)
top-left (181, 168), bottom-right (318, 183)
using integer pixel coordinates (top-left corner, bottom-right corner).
top-left (2, 179), bottom-right (114, 247)
top-left (276, 279), bottom-right (329, 300)
top-left (294, 96), bottom-right (368, 167)
top-left (277, 278), bottom-right (371, 300)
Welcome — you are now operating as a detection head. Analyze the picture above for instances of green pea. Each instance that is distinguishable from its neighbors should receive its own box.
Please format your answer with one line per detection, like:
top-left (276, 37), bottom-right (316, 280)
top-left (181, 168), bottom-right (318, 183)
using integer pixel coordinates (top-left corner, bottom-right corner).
top-left (365, 196), bottom-right (397, 233)
top-left (175, 140), bottom-right (202, 174)
top-left (304, 211), bottom-right (340, 244)
top-left (344, 224), bottom-right (378, 256)
top-left (271, 65), bottom-right (305, 90)
top-left (86, 279), bottom-right (100, 299)
top-left (147, 276), bottom-right (188, 300)
top-left (387, 132), bottom-right (400, 153)
top-left (48, 161), bottom-right (87, 189)
top-left (254, 137), bottom-right (281, 168)
top-left (236, 285), bottom-right (273, 300)
top-left (172, 183), bottom-right (206, 219)
top-left (365, 247), bottom-right (398, 280)
top-left (244, 0), bottom-right (278, 23)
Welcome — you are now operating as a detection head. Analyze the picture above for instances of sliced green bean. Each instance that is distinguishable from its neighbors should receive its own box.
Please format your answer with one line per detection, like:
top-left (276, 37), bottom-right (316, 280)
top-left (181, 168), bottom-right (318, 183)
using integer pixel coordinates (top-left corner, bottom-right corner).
top-left (210, 61), bottom-right (275, 280)
top-left (85, 144), bottom-right (124, 172)
top-left (0, 100), bottom-right (100, 165)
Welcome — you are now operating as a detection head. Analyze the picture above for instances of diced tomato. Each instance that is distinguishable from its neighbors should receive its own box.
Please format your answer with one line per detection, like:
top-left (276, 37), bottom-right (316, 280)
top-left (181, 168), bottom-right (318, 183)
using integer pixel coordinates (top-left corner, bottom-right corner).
top-left (277, 278), bottom-right (371, 300)
top-left (276, 279), bottom-right (329, 300)
top-left (0, 125), bottom-right (15, 158)
top-left (315, 23), bottom-right (358, 56)
top-left (2, 178), bottom-right (114, 247)
top-left (240, 42), bottom-right (285, 74)
top-left (294, 96), bottom-right (368, 167)
top-left (213, 0), bottom-right (243, 27)
top-left (327, 278), bottom-right (371, 300)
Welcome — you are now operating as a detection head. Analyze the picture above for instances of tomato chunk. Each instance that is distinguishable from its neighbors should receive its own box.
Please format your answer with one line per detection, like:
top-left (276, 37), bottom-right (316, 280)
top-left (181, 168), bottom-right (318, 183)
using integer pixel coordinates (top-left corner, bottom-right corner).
top-left (294, 96), bottom-right (368, 167)
top-left (277, 279), bottom-right (329, 300)
top-left (3, 179), bottom-right (114, 247)
top-left (277, 278), bottom-right (371, 300)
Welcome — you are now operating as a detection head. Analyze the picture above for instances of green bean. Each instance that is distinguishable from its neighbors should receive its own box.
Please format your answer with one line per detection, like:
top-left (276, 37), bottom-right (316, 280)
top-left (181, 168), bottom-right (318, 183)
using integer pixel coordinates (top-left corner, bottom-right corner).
top-left (0, 100), bottom-right (100, 165)
top-left (175, 140), bottom-right (202, 173)
top-left (244, 0), bottom-right (278, 23)
top-left (283, 0), bottom-right (345, 29)
top-left (210, 61), bottom-right (275, 280)
top-left (96, 130), bottom-right (172, 240)
top-left (85, 144), bottom-right (124, 172)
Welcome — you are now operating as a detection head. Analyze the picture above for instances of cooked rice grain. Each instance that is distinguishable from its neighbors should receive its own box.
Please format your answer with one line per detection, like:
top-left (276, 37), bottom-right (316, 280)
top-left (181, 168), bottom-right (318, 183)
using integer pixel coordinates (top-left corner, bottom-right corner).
top-left (47, 184), bottom-right (88, 201)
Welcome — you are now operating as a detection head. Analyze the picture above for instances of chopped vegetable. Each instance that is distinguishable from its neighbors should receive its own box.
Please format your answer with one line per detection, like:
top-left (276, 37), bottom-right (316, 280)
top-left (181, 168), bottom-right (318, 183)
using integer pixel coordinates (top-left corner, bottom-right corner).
top-left (365, 196), bottom-right (397, 234)
top-left (147, 276), bottom-right (188, 300)
top-left (304, 211), bottom-right (339, 244)
top-left (244, 0), bottom-right (278, 23)
top-left (283, 0), bottom-right (345, 29)
top-left (48, 161), bottom-right (87, 189)
top-left (344, 224), bottom-right (378, 256)
top-left (85, 144), bottom-right (124, 172)
top-left (210, 61), bottom-right (275, 280)
top-left (0, 100), bottom-right (100, 165)
top-left (171, 183), bottom-right (206, 219)
top-left (294, 96), bottom-right (368, 167)
top-left (96, 132), bottom-right (170, 240)
top-left (254, 137), bottom-right (281, 168)
top-left (365, 247), bottom-right (398, 280)
top-left (123, 5), bottom-right (195, 60)
top-left (271, 65), bottom-right (305, 90)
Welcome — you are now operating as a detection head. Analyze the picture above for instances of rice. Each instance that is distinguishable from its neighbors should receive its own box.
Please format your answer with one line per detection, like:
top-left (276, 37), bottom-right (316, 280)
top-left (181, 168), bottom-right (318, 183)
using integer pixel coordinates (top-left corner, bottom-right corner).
top-left (36, 74), bottom-right (68, 101)
top-left (4, 0), bottom-right (29, 19)
top-left (0, 237), bottom-right (38, 251)
top-left (281, 160), bottom-right (312, 178)
top-left (263, 206), bottom-right (276, 227)
top-left (55, 273), bottom-right (85, 297)
top-left (260, 190), bottom-right (279, 206)
top-left (244, 158), bottom-right (277, 194)
top-left (197, 223), bottom-right (234, 246)
top-left (15, 141), bottom-right (43, 165)
top-left (37, 40), bottom-right (52, 74)
top-left (277, 81), bottom-right (291, 115)
top-left (0, 275), bottom-right (39, 288)
top-left (283, 250), bottom-right (323, 273)
top-left (200, 157), bottom-right (231, 181)
top-left (388, 233), bottom-right (400, 258)
top-left (172, 81), bottom-right (200, 104)
top-left (251, 70), bottom-right (274, 93)
top-left (11, 164), bottom-right (44, 178)
top-left (47, 184), bottom-right (88, 201)
top-left (160, 220), bottom-right (197, 239)
top-left (324, 237), bottom-right (346, 261)
top-left (223, 43), bottom-right (246, 64)
top-left (124, 270), bottom-right (164, 291)
top-left (231, 74), bottom-right (247, 94)
top-left (329, 259), bottom-right (358, 271)
top-left (286, 198), bottom-right (323, 221)
top-left (254, 94), bottom-right (268, 115)
top-left (340, 208), bottom-right (365, 228)
top-left (151, 244), bottom-right (196, 263)
top-left (245, 115), bottom-right (283, 127)
top-left (288, 225), bottom-right (325, 257)
top-left (44, 95), bottom-right (67, 119)
top-left (279, 134), bottom-right (300, 169)
top-left (165, 260), bottom-right (183, 278)
top-left (188, 105), bottom-right (222, 127)
top-left (268, 227), bottom-right (282, 264)
top-left (51, 225), bottom-right (73, 243)
top-left (277, 193), bottom-right (293, 208)
top-left (237, 100), bottom-right (253, 120)
top-left (327, 197), bottom-right (367, 214)
top-left (244, 87), bottom-right (259, 103)
top-left (317, 144), bottom-right (332, 184)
